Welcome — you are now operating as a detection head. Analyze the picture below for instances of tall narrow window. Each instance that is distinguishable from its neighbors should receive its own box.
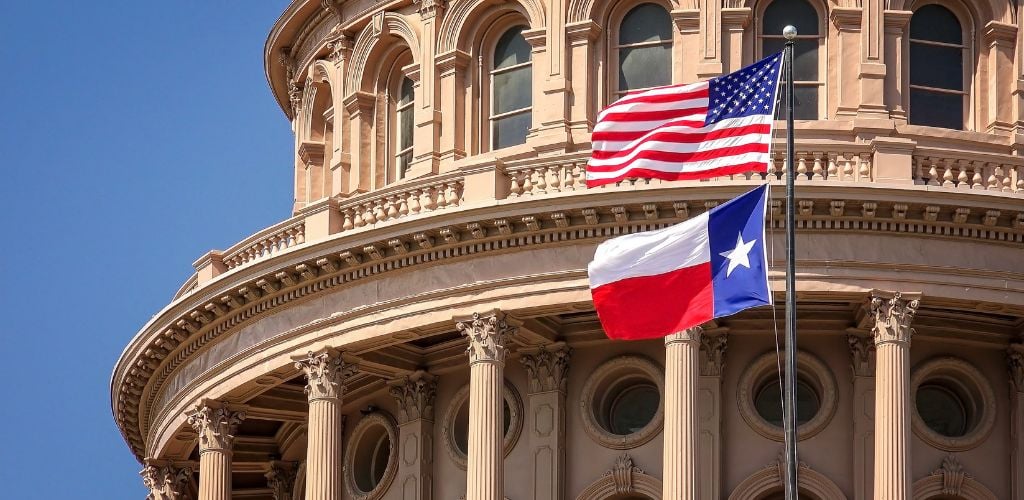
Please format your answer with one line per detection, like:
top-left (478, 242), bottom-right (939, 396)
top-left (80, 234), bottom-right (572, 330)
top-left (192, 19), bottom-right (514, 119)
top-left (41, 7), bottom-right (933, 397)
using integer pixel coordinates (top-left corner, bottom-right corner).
top-left (490, 26), bottom-right (532, 150)
top-left (615, 3), bottom-right (672, 97)
top-left (394, 77), bottom-right (414, 180)
top-left (909, 5), bottom-right (965, 129)
top-left (761, 0), bottom-right (822, 119)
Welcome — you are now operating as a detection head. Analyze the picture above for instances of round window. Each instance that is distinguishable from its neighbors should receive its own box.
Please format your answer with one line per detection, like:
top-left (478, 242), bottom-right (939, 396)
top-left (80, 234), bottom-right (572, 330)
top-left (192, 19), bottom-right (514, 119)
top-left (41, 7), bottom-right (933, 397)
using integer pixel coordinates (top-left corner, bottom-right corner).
top-left (442, 380), bottom-right (523, 469)
top-left (737, 351), bottom-right (837, 442)
top-left (753, 378), bottom-right (820, 427)
top-left (916, 383), bottom-right (968, 437)
top-left (344, 412), bottom-right (398, 500)
top-left (580, 355), bottom-right (664, 449)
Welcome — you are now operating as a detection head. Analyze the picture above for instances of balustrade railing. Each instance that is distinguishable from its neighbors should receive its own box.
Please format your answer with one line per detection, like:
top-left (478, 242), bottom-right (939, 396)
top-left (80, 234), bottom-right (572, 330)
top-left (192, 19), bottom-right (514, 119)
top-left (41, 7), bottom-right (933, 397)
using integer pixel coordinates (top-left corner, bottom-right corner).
top-left (337, 174), bottom-right (465, 231)
top-left (222, 217), bottom-right (306, 270)
top-left (913, 154), bottom-right (1024, 192)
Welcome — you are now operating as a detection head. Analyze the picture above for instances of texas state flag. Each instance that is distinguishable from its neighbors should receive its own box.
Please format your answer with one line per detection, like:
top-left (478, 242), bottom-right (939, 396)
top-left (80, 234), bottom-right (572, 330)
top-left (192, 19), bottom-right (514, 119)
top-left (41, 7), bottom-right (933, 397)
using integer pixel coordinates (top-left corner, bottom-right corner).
top-left (588, 185), bottom-right (772, 340)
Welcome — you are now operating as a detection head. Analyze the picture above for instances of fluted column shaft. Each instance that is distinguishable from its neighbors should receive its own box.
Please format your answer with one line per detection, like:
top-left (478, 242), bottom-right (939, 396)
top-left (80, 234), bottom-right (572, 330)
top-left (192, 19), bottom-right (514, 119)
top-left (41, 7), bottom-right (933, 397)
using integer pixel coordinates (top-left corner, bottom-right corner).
top-left (294, 348), bottom-right (356, 500)
top-left (457, 311), bottom-right (518, 500)
top-left (187, 402), bottom-right (245, 500)
top-left (869, 291), bottom-right (919, 500)
top-left (663, 327), bottom-right (702, 500)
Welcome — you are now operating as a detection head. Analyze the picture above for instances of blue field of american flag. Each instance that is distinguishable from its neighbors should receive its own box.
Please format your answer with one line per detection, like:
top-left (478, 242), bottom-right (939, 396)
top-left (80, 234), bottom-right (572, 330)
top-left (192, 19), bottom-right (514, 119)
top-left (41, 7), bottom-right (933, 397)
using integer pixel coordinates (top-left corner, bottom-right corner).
top-left (586, 53), bottom-right (784, 187)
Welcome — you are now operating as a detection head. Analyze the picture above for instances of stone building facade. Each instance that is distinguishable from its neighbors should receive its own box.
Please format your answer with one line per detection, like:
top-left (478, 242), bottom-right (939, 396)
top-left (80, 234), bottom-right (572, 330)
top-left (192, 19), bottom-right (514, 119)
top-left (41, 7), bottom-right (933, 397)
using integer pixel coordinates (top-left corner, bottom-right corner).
top-left (112, 0), bottom-right (1024, 499)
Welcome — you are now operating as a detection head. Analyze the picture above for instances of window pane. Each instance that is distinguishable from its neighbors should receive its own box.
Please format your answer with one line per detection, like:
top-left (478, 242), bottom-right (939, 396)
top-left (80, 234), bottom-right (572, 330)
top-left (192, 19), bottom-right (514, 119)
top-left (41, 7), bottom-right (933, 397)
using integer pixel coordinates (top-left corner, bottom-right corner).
top-left (910, 43), bottom-right (962, 91)
top-left (398, 151), bottom-right (412, 178)
top-left (493, 110), bottom-right (531, 149)
top-left (399, 77), bottom-right (414, 106)
top-left (399, 108), bottom-right (413, 151)
top-left (494, 27), bottom-right (531, 70)
top-left (754, 379), bottom-right (820, 427)
top-left (619, 44), bottom-right (671, 92)
top-left (910, 89), bottom-right (963, 129)
top-left (608, 384), bottom-right (659, 435)
top-left (764, 38), bottom-right (818, 81)
top-left (793, 84), bottom-right (818, 120)
top-left (764, 0), bottom-right (819, 36)
top-left (493, 65), bottom-right (532, 115)
top-left (910, 4), bottom-right (962, 44)
top-left (619, 3), bottom-right (671, 45)
top-left (916, 385), bottom-right (968, 437)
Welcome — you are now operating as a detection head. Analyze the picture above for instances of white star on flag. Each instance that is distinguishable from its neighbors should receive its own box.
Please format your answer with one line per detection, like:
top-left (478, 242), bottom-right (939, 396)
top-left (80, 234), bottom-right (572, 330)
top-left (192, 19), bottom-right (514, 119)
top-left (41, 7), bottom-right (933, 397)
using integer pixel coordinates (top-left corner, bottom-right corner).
top-left (719, 233), bottom-right (756, 277)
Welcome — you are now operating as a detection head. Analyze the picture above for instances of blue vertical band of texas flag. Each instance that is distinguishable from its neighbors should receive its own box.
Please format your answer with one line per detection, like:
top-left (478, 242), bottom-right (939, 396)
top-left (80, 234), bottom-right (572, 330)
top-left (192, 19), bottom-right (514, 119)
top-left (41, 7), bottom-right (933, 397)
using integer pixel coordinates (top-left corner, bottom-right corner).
top-left (706, 52), bottom-right (784, 126)
top-left (708, 183), bottom-right (773, 317)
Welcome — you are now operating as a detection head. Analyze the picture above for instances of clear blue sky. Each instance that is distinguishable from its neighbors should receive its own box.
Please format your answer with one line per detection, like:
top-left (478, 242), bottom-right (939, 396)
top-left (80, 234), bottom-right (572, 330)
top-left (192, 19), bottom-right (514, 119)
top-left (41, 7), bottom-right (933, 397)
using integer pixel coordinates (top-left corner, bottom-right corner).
top-left (0, 2), bottom-right (292, 497)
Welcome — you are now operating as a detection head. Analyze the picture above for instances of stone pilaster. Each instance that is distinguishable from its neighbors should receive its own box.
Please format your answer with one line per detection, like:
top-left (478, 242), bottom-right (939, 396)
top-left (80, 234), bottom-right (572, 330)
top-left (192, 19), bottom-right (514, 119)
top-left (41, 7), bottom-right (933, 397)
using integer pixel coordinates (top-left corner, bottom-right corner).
top-left (520, 343), bottom-right (571, 500)
top-left (849, 333), bottom-right (876, 500)
top-left (141, 461), bottom-right (194, 500)
top-left (456, 311), bottom-right (518, 500)
top-left (697, 332), bottom-right (727, 500)
top-left (869, 291), bottom-right (920, 500)
top-left (1008, 344), bottom-right (1024, 499)
top-left (293, 348), bottom-right (357, 500)
top-left (389, 370), bottom-right (438, 500)
top-left (186, 402), bottom-right (245, 500)
top-left (265, 461), bottom-right (297, 500)
top-left (663, 327), bottom-right (702, 500)
top-left (409, 0), bottom-right (445, 177)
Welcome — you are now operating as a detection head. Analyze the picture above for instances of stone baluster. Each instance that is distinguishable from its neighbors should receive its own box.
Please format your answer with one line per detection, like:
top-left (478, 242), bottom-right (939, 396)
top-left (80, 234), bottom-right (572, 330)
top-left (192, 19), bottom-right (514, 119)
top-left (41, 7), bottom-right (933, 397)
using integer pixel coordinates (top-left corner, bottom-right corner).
top-left (265, 461), bottom-right (297, 500)
top-left (456, 311), bottom-right (519, 500)
top-left (812, 152), bottom-right (824, 180)
top-left (141, 461), bottom-right (194, 500)
top-left (509, 172), bottom-right (524, 197)
top-left (826, 153), bottom-right (838, 180)
top-left (858, 153), bottom-right (872, 181)
top-left (663, 327), bottom-right (702, 500)
top-left (869, 291), bottom-right (920, 500)
top-left (971, 162), bottom-right (984, 190)
top-left (926, 157), bottom-right (940, 186)
top-left (389, 370), bottom-right (438, 500)
top-left (187, 401), bottom-right (245, 500)
top-left (956, 160), bottom-right (970, 189)
top-left (848, 334), bottom-right (876, 500)
top-left (1008, 345), bottom-right (1024, 500)
top-left (520, 343), bottom-right (572, 500)
top-left (293, 348), bottom-right (357, 500)
top-left (698, 331), bottom-right (728, 500)
top-left (941, 159), bottom-right (954, 187)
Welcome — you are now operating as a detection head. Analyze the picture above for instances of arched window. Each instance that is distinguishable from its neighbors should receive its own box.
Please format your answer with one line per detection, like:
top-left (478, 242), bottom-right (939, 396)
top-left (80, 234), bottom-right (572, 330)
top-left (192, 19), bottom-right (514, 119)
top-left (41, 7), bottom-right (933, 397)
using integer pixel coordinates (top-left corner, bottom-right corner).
top-left (393, 77), bottom-right (414, 180)
top-left (490, 26), bottom-right (532, 150)
top-left (614, 3), bottom-right (672, 98)
top-left (760, 0), bottom-right (823, 119)
top-left (909, 4), bottom-right (965, 129)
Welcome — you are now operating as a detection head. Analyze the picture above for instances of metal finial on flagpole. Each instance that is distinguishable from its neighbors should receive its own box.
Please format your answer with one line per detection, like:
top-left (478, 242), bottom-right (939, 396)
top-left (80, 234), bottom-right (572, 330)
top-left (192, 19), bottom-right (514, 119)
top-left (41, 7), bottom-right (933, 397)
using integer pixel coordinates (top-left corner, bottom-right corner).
top-left (782, 23), bottom-right (800, 500)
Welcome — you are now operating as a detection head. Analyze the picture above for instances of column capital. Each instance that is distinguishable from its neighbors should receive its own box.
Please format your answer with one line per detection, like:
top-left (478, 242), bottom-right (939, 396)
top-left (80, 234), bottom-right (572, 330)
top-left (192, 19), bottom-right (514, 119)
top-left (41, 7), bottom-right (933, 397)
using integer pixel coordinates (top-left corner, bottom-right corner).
top-left (141, 461), bottom-right (193, 500)
top-left (666, 326), bottom-right (702, 346)
top-left (389, 370), bottom-right (438, 423)
top-left (186, 401), bottom-right (245, 453)
top-left (699, 331), bottom-right (728, 376)
top-left (520, 342), bottom-right (572, 394)
top-left (1009, 344), bottom-right (1024, 393)
top-left (265, 461), bottom-right (297, 500)
top-left (417, 0), bottom-right (446, 19)
top-left (293, 348), bottom-right (357, 402)
top-left (848, 332), bottom-right (876, 376)
top-left (456, 310), bottom-right (518, 364)
top-left (868, 290), bottom-right (921, 346)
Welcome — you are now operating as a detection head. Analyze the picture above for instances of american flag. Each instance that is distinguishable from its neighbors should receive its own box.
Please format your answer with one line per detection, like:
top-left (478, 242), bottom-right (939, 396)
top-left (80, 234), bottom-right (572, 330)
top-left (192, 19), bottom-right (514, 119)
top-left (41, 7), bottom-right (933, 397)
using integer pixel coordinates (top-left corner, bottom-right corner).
top-left (586, 53), bottom-right (783, 187)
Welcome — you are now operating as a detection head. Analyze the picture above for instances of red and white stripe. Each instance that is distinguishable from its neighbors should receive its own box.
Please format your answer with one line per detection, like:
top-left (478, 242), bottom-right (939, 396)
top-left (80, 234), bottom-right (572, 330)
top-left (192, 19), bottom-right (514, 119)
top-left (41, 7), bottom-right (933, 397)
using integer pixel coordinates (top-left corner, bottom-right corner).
top-left (586, 82), bottom-right (773, 187)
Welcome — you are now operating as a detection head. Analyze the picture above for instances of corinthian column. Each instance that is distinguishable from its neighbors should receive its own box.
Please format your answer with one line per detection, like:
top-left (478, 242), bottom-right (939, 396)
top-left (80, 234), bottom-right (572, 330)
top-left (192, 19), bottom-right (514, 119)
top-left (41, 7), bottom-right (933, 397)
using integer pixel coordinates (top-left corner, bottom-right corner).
top-left (456, 311), bottom-right (518, 500)
top-left (520, 343), bottom-right (571, 500)
top-left (389, 370), bottom-right (438, 500)
top-left (141, 461), bottom-right (194, 500)
top-left (293, 348), bottom-right (356, 500)
top-left (186, 401), bottom-right (245, 500)
top-left (265, 461), bottom-right (297, 500)
top-left (663, 327), bottom-right (702, 500)
top-left (869, 291), bottom-right (920, 500)
top-left (1008, 345), bottom-right (1024, 499)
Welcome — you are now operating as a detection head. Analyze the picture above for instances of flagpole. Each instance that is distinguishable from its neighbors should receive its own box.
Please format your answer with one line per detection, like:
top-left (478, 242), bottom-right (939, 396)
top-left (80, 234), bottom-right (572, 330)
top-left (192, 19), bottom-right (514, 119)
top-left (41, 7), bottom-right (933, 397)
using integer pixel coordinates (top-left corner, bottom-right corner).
top-left (782, 25), bottom-right (800, 500)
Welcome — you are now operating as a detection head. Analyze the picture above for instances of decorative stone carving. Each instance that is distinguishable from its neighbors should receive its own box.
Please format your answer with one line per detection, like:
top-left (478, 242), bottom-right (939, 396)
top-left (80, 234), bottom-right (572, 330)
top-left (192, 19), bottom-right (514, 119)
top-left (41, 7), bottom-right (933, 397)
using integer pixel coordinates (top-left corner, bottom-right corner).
top-left (287, 81), bottom-right (303, 117)
top-left (416, 0), bottom-right (446, 19)
top-left (264, 461), bottom-right (296, 500)
top-left (910, 357), bottom-right (996, 452)
top-left (141, 462), bottom-right (193, 500)
top-left (388, 370), bottom-right (437, 423)
top-left (699, 332), bottom-right (728, 376)
top-left (186, 402), bottom-right (245, 453)
top-left (608, 454), bottom-right (644, 495)
top-left (930, 455), bottom-right (967, 496)
top-left (293, 348), bottom-right (356, 401)
top-left (869, 291), bottom-right (920, 345)
top-left (326, 34), bottom-right (351, 63)
top-left (1009, 345), bottom-right (1024, 392)
top-left (457, 311), bottom-right (517, 364)
top-left (848, 334), bottom-right (876, 376)
top-left (520, 343), bottom-right (571, 393)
